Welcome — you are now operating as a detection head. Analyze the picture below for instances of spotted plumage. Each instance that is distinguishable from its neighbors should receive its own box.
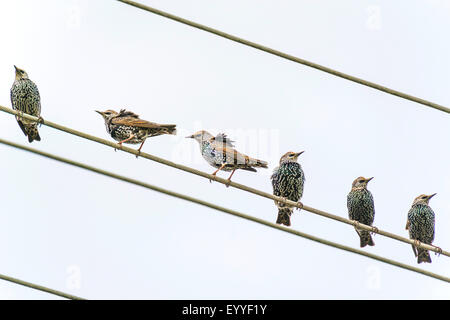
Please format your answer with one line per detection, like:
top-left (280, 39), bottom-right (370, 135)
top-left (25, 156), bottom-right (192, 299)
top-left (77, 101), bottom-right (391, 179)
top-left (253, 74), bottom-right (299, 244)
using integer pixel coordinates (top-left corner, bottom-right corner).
top-left (347, 176), bottom-right (375, 247)
top-left (406, 193), bottom-right (436, 264)
top-left (186, 130), bottom-right (268, 183)
top-left (271, 151), bottom-right (305, 226)
top-left (95, 109), bottom-right (176, 153)
top-left (10, 66), bottom-right (42, 142)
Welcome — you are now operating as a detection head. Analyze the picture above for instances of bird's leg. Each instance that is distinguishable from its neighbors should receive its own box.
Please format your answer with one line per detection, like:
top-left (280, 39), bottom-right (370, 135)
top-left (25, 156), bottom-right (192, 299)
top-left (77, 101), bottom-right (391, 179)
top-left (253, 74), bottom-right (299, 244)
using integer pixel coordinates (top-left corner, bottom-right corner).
top-left (352, 220), bottom-right (364, 232)
top-left (118, 134), bottom-right (135, 149)
top-left (413, 239), bottom-right (422, 249)
top-left (136, 139), bottom-right (146, 158)
top-left (225, 169), bottom-right (236, 187)
top-left (210, 163), bottom-right (226, 183)
top-left (17, 110), bottom-right (24, 122)
top-left (295, 201), bottom-right (304, 211)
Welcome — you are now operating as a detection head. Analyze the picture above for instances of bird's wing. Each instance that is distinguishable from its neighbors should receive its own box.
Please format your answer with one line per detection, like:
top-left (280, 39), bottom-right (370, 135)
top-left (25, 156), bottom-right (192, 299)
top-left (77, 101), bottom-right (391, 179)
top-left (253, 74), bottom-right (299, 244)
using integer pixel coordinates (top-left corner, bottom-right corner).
top-left (271, 167), bottom-right (281, 195)
top-left (214, 146), bottom-right (252, 165)
top-left (405, 218), bottom-right (410, 230)
top-left (112, 116), bottom-right (175, 129)
top-left (210, 133), bottom-right (235, 148)
top-left (118, 109), bottom-right (139, 118)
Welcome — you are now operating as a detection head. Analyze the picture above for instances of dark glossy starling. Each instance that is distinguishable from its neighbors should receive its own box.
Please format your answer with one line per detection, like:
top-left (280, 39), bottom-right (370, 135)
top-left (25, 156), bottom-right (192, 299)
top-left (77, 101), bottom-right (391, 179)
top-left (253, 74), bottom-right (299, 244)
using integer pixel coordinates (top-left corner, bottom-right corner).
top-left (10, 65), bottom-right (42, 142)
top-left (186, 130), bottom-right (268, 184)
top-left (271, 151), bottom-right (305, 226)
top-left (347, 177), bottom-right (375, 247)
top-left (95, 109), bottom-right (176, 153)
top-left (406, 193), bottom-right (437, 264)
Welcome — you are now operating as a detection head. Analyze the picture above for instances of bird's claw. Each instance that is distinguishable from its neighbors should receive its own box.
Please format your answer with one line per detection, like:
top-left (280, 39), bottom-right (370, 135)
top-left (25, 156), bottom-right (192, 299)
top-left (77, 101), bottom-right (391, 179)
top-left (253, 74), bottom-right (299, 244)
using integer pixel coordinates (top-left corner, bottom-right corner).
top-left (209, 172), bottom-right (218, 184)
top-left (17, 110), bottom-right (24, 121)
top-left (296, 201), bottom-right (304, 211)
top-left (371, 226), bottom-right (379, 235)
top-left (37, 116), bottom-right (44, 127)
top-left (433, 246), bottom-right (443, 256)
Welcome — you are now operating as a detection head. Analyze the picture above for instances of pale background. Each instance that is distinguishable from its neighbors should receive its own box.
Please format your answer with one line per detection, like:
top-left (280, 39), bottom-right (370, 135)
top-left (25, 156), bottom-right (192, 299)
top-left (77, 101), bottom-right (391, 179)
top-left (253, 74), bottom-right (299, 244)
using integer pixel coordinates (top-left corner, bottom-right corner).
top-left (0, 0), bottom-right (449, 299)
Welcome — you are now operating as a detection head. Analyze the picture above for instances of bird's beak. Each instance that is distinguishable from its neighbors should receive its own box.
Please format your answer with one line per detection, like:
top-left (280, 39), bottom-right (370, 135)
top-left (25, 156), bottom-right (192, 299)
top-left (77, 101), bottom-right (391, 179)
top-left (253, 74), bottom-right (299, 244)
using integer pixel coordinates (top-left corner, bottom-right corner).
top-left (14, 65), bottom-right (18, 72)
top-left (295, 151), bottom-right (305, 157)
top-left (428, 193), bottom-right (437, 199)
top-left (95, 110), bottom-right (103, 115)
top-left (185, 134), bottom-right (194, 139)
top-left (366, 177), bottom-right (374, 182)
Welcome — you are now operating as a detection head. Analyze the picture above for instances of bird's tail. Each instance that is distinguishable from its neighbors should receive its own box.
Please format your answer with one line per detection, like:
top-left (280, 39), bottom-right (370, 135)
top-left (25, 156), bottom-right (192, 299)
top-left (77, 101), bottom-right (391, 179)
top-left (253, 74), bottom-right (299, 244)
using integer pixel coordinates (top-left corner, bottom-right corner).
top-left (26, 124), bottom-right (41, 143)
top-left (250, 157), bottom-right (268, 169)
top-left (162, 124), bottom-right (177, 135)
top-left (417, 248), bottom-right (432, 264)
top-left (356, 229), bottom-right (375, 248)
top-left (276, 208), bottom-right (292, 227)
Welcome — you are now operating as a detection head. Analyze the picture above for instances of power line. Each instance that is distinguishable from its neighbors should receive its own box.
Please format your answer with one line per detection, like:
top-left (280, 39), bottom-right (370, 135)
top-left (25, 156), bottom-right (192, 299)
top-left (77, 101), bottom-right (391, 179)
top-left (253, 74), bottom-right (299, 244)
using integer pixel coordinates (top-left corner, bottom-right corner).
top-left (0, 272), bottom-right (85, 300)
top-left (116, 0), bottom-right (450, 115)
top-left (0, 105), bottom-right (447, 261)
top-left (1, 137), bottom-right (449, 284)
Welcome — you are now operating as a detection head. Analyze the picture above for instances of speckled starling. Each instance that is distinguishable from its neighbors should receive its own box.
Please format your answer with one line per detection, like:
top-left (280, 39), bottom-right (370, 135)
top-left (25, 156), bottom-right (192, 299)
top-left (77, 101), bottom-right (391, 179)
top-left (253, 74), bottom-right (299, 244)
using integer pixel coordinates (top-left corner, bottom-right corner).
top-left (95, 109), bottom-right (176, 153)
top-left (347, 176), bottom-right (375, 247)
top-left (271, 151), bottom-right (305, 226)
top-left (186, 130), bottom-right (268, 184)
top-left (10, 66), bottom-right (42, 142)
top-left (406, 193), bottom-right (437, 264)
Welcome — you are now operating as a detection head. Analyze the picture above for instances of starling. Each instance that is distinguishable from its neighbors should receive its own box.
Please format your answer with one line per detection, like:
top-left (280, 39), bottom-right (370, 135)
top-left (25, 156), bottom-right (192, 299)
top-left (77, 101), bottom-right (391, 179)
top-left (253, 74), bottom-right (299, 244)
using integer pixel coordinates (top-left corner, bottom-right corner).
top-left (95, 109), bottom-right (177, 153)
top-left (271, 151), bottom-right (305, 226)
top-left (186, 130), bottom-right (268, 184)
top-left (10, 65), bottom-right (42, 142)
top-left (406, 193), bottom-right (437, 264)
top-left (347, 177), bottom-right (375, 247)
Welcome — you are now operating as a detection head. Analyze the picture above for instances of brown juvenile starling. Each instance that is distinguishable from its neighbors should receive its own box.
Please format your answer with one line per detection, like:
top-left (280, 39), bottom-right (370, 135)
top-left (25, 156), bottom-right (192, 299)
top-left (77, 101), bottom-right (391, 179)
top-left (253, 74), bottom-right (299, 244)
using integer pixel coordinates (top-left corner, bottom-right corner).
top-left (10, 65), bottom-right (42, 142)
top-left (186, 130), bottom-right (268, 184)
top-left (95, 109), bottom-right (176, 153)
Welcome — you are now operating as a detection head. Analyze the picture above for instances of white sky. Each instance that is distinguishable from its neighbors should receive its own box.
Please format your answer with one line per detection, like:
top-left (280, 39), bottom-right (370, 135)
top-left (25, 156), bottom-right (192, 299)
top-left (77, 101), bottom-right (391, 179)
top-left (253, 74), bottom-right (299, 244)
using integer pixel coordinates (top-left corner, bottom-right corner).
top-left (0, 0), bottom-right (449, 299)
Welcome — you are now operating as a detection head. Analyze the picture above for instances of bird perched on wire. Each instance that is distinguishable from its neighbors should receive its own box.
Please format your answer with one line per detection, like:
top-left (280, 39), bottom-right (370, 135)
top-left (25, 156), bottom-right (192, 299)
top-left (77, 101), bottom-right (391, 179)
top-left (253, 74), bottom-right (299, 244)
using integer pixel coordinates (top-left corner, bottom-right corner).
top-left (10, 65), bottom-right (42, 143)
top-left (186, 130), bottom-right (268, 185)
top-left (406, 193), bottom-right (438, 264)
top-left (347, 176), bottom-right (375, 248)
top-left (95, 109), bottom-right (176, 154)
top-left (271, 151), bottom-right (305, 226)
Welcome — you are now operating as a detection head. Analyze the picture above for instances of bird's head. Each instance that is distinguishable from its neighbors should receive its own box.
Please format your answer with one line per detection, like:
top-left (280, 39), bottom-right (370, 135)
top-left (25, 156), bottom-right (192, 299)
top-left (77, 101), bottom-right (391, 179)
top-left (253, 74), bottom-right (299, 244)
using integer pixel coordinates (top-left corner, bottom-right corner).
top-left (351, 176), bottom-right (374, 190)
top-left (14, 65), bottom-right (29, 80)
top-left (412, 193), bottom-right (436, 206)
top-left (95, 109), bottom-right (119, 122)
top-left (186, 130), bottom-right (214, 144)
top-left (279, 151), bottom-right (304, 164)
